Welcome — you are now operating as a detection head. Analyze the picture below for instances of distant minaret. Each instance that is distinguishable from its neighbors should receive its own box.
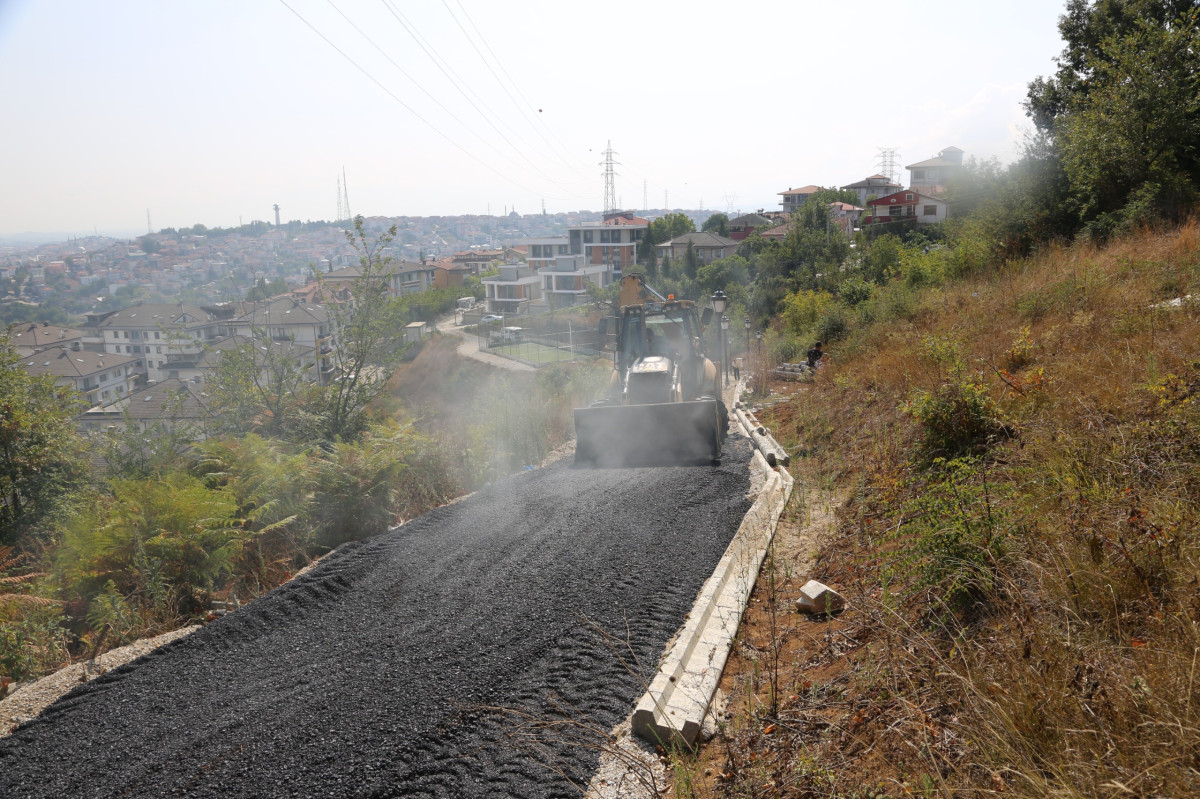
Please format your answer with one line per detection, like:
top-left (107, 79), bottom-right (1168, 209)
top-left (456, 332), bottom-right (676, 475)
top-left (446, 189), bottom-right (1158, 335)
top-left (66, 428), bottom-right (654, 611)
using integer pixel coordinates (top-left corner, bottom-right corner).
top-left (146, 209), bottom-right (152, 234)
top-left (273, 204), bottom-right (281, 227)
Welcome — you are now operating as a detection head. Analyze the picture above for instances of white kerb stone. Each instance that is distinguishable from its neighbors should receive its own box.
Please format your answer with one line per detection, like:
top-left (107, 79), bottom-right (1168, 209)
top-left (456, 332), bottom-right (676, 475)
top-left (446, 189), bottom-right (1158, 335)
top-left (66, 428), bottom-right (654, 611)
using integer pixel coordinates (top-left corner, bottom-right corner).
top-left (796, 580), bottom-right (845, 614)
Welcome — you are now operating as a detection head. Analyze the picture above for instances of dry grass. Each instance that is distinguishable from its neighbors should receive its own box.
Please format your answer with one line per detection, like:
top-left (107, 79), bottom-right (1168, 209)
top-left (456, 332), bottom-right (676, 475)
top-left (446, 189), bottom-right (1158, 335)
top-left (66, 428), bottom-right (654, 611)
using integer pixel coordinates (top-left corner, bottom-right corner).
top-left (684, 222), bottom-right (1200, 797)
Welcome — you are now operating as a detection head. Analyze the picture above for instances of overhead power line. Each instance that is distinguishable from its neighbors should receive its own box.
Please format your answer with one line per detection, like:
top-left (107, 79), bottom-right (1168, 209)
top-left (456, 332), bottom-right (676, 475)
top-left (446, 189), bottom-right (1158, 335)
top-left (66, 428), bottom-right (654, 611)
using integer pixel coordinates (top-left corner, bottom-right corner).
top-left (276, 0), bottom-right (578, 202)
top-left (380, 0), bottom-right (584, 197)
top-left (444, 0), bottom-right (584, 176)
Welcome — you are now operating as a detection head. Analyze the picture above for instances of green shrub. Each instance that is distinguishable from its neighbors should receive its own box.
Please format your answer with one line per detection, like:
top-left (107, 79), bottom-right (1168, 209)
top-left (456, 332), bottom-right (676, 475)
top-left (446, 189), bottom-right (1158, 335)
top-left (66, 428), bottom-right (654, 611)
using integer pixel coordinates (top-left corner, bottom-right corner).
top-left (837, 276), bottom-right (875, 306)
top-left (887, 457), bottom-right (1011, 608)
top-left (0, 604), bottom-right (69, 682)
top-left (904, 336), bottom-right (1006, 461)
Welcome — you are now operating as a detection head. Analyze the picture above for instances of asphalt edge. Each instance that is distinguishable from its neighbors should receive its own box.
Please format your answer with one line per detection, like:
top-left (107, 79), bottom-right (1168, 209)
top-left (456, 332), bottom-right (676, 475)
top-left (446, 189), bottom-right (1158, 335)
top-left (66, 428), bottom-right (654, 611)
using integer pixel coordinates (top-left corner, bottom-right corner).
top-left (630, 382), bottom-right (794, 750)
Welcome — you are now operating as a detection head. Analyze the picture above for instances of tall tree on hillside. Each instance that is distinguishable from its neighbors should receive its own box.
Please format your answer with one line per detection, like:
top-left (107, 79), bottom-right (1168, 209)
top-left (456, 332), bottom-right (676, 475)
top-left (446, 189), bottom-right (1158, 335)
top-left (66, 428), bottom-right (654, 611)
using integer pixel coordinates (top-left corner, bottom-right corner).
top-left (0, 335), bottom-right (87, 546)
top-left (316, 216), bottom-right (409, 441)
top-left (1026, 0), bottom-right (1200, 231)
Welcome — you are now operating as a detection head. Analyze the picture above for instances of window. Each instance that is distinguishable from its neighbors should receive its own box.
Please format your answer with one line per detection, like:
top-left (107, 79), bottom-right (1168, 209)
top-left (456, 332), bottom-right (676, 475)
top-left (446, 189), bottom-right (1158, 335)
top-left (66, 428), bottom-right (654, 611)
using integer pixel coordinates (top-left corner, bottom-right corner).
top-left (889, 207), bottom-right (902, 217)
top-left (582, 230), bottom-right (593, 243)
top-left (125, 345), bottom-right (132, 353)
top-left (923, 205), bottom-right (938, 216)
top-left (912, 169), bottom-right (926, 181)
top-left (558, 244), bottom-right (568, 255)
top-left (123, 330), bottom-right (129, 338)
top-left (905, 193), bottom-right (914, 201)
top-left (154, 331), bottom-right (160, 339)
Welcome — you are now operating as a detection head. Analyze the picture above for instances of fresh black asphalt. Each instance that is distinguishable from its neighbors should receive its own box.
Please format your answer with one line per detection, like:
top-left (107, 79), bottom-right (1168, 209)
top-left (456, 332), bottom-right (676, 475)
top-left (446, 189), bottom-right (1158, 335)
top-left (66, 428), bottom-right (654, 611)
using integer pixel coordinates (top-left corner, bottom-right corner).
top-left (0, 438), bottom-right (753, 798)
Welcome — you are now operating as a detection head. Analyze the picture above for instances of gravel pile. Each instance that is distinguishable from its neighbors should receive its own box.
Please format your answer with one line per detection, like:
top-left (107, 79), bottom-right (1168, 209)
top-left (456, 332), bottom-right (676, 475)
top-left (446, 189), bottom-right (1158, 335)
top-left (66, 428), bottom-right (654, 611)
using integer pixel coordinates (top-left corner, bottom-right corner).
top-left (0, 439), bottom-right (752, 798)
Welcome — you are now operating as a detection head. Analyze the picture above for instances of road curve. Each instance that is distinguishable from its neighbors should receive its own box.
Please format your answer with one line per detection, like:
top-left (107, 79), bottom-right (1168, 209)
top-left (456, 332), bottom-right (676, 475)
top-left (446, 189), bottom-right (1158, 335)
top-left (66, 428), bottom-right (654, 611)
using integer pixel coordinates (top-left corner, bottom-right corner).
top-left (0, 439), bottom-right (753, 799)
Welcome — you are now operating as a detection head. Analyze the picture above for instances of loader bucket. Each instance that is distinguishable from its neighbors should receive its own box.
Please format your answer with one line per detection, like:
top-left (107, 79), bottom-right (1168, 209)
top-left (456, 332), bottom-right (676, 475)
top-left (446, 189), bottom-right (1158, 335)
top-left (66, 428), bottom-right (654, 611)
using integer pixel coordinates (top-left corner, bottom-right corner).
top-left (573, 399), bottom-right (723, 467)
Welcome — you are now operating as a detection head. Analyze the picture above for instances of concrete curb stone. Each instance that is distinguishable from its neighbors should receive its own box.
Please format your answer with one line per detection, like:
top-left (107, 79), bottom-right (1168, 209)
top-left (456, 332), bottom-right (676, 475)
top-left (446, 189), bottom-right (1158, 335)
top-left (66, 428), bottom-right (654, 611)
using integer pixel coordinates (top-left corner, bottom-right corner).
top-left (631, 380), bottom-right (794, 749)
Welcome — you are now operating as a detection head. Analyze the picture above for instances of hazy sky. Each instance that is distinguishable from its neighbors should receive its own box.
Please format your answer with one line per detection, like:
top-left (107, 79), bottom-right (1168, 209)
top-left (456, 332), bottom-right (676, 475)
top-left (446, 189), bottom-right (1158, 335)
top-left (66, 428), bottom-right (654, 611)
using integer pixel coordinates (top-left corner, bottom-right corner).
top-left (0, 0), bottom-right (1067, 237)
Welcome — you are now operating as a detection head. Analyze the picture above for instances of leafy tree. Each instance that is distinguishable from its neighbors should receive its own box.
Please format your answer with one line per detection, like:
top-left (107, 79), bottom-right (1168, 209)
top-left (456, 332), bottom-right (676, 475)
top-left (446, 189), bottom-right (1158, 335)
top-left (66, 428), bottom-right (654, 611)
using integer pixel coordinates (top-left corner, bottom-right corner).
top-left (649, 212), bottom-right (696, 243)
top-left (684, 241), bottom-right (699, 279)
top-left (1025, 0), bottom-right (1200, 232)
top-left (0, 335), bottom-right (87, 546)
top-left (315, 216), bottom-right (410, 441)
top-left (702, 212), bottom-right (729, 236)
top-left (206, 337), bottom-right (312, 439)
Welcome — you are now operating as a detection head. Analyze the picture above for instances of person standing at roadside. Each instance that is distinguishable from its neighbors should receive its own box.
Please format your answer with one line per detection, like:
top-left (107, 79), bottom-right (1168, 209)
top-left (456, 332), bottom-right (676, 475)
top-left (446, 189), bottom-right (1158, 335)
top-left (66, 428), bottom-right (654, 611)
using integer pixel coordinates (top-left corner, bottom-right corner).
top-left (806, 342), bottom-right (825, 370)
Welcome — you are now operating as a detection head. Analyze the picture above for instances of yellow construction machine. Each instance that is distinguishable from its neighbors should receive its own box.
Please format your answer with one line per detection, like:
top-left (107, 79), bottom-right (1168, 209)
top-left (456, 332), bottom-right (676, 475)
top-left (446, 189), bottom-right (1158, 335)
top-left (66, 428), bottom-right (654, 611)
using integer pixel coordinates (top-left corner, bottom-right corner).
top-left (574, 274), bottom-right (727, 466)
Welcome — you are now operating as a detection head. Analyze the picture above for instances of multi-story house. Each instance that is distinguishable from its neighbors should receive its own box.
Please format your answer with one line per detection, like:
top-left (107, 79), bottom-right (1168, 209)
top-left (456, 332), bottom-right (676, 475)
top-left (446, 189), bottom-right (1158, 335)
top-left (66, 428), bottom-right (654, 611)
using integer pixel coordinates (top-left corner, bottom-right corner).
top-left (906, 146), bottom-right (964, 194)
top-left (566, 212), bottom-right (647, 276)
top-left (226, 297), bottom-right (335, 383)
top-left (22, 343), bottom-right (136, 407)
top-left (481, 263), bottom-right (542, 315)
top-left (97, 302), bottom-right (225, 384)
top-left (78, 378), bottom-right (214, 438)
top-left (524, 237), bottom-right (570, 272)
top-left (778, 185), bottom-right (822, 214)
top-left (727, 213), bottom-right (773, 241)
top-left (841, 174), bottom-right (904, 205)
top-left (541, 254), bottom-right (613, 310)
top-left (865, 190), bottom-right (950, 225)
top-left (9, 322), bottom-right (89, 356)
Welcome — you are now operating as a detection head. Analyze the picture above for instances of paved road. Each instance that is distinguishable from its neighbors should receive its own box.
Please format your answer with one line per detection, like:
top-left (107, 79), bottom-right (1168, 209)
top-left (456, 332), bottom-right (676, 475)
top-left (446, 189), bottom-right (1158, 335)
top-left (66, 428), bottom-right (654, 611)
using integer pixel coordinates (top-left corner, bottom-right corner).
top-left (0, 439), bottom-right (753, 799)
top-left (435, 314), bottom-right (536, 372)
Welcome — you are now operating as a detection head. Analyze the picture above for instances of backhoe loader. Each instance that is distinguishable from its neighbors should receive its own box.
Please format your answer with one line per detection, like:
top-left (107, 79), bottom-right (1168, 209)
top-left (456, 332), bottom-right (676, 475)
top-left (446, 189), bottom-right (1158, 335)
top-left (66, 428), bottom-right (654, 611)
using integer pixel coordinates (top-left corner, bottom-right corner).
top-left (574, 274), bottom-right (726, 466)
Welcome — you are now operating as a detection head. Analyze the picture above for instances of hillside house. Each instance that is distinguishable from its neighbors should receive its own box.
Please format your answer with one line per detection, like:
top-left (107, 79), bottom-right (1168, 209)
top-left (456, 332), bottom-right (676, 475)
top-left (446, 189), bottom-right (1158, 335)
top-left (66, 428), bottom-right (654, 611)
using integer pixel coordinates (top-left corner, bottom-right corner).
top-left (656, 232), bottom-right (740, 265)
top-left (905, 146), bottom-right (964, 194)
top-left (778, 185), bottom-right (822, 214)
top-left (481, 263), bottom-right (542, 315)
top-left (865, 190), bottom-right (949, 225)
top-left (541, 254), bottom-right (613, 310)
top-left (727, 213), bottom-right (773, 241)
top-left (567, 212), bottom-right (647, 276)
top-left (22, 344), bottom-right (137, 407)
top-left (841, 174), bottom-right (903, 205)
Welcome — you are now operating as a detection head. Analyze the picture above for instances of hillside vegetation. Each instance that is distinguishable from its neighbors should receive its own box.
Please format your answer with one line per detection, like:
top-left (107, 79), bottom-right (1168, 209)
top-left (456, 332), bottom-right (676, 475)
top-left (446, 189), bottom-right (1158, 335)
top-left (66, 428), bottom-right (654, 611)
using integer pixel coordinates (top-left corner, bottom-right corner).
top-left (685, 222), bottom-right (1200, 797)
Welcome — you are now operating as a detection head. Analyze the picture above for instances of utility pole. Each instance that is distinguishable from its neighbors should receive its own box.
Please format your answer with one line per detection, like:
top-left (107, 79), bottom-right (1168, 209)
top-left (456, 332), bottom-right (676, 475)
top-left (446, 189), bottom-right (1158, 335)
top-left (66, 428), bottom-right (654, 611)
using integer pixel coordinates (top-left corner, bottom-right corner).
top-left (600, 140), bottom-right (619, 214)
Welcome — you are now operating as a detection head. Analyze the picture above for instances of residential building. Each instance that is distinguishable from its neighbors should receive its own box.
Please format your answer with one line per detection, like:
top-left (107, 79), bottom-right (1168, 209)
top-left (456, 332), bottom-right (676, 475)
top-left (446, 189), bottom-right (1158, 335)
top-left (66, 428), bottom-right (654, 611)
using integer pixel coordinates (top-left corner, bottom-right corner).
top-left (226, 297), bottom-right (335, 383)
top-left (161, 335), bottom-right (316, 386)
top-left (9, 322), bottom-right (88, 356)
top-left (656, 232), bottom-right (740, 265)
top-left (829, 202), bottom-right (865, 235)
top-left (321, 260), bottom-right (437, 297)
top-left (524, 237), bottom-right (570, 272)
top-left (481, 263), bottom-right (542, 315)
top-left (727, 213), bottom-right (772, 241)
top-left (841, 174), bottom-right (903, 205)
top-left (865, 190), bottom-right (950, 225)
top-left (541, 254), bottom-right (613, 310)
top-left (431, 259), bottom-right (473, 290)
top-left (78, 378), bottom-right (215, 437)
top-left (97, 302), bottom-right (224, 384)
top-left (905, 146), bottom-right (964, 194)
top-left (22, 343), bottom-right (136, 407)
top-left (778, 185), bottom-right (822, 214)
top-left (566, 212), bottom-right (647, 275)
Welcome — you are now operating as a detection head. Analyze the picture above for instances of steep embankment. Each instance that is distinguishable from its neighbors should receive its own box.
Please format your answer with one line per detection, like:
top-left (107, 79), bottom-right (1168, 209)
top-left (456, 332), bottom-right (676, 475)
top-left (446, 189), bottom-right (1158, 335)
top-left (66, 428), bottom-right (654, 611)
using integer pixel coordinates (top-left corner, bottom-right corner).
top-left (684, 224), bottom-right (1200, 797)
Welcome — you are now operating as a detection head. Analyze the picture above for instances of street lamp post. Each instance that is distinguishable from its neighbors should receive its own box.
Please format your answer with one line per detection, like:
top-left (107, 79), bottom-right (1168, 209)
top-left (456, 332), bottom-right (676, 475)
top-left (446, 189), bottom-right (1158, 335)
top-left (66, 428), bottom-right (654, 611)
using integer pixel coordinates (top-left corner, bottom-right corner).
top-left (743, 318), bottom-right (751, 383)
top-left (755, 329), bottom-right (763, 396)
top-left (710, 290), bottom-right (727, 387)
top-left (720, 315), bottom-right (730, 386)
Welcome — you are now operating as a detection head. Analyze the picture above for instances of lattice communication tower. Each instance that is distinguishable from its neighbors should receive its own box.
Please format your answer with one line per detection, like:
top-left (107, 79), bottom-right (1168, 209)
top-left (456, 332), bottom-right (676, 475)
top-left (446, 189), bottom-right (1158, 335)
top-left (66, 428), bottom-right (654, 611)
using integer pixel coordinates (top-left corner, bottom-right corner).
top-left (600, 141), bottom-right (619, 214)
top-left (875, 147), bottom-right (899, 186)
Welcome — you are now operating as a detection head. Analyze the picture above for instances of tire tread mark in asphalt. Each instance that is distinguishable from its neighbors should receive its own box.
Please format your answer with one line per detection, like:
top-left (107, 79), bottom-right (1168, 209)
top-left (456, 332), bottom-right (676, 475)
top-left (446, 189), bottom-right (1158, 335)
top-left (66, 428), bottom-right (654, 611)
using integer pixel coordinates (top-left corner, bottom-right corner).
top-left (0, 438), bottom-right (753, 799)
